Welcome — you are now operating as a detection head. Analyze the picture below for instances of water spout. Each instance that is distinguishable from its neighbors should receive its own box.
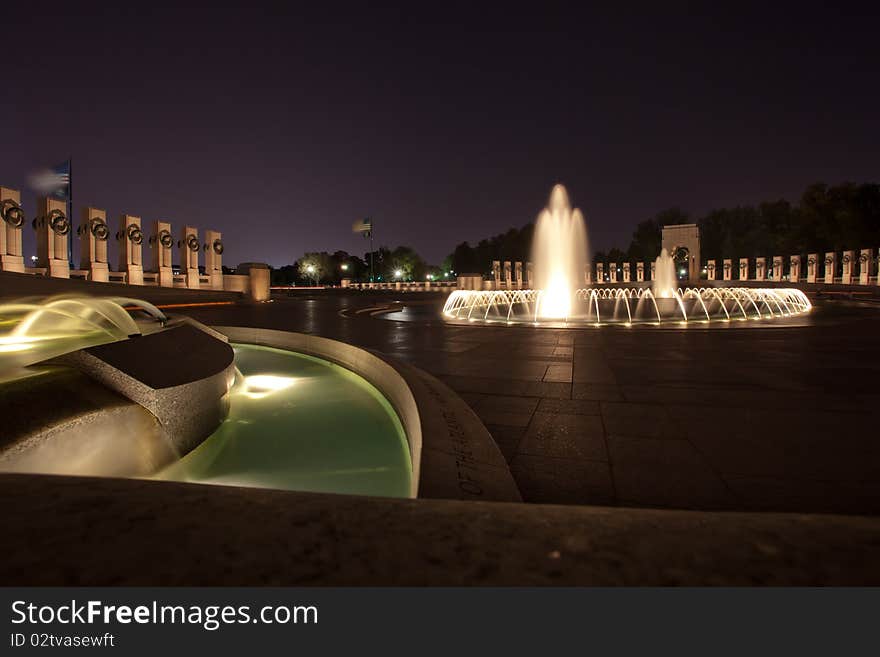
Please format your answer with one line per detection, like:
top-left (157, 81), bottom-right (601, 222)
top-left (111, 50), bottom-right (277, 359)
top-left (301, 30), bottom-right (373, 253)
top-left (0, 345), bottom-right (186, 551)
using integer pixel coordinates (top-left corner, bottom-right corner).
top-left (531, 185), bottom-right (589, 318)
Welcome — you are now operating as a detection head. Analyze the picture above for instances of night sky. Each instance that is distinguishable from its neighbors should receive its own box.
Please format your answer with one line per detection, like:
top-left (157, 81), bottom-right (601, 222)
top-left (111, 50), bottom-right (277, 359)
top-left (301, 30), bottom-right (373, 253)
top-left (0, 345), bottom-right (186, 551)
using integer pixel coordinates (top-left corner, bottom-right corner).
top-left (1, 4), bottom-right (877, 267)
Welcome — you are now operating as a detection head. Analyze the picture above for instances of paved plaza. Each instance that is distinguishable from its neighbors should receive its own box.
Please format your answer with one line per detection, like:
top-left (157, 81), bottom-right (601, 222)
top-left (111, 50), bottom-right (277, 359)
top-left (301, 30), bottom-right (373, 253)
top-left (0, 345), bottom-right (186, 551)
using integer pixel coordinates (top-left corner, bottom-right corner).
top-left (182, 291), bottom-right (880, 516)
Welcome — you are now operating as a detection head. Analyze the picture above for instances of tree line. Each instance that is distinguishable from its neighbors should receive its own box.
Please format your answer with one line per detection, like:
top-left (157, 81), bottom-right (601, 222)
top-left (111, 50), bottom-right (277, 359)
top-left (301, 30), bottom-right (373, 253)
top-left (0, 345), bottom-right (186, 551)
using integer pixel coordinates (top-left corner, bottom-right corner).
top-left (449, 182), bottom-right (880, 272)
top-left (271, 247), bottom-right (453, 286)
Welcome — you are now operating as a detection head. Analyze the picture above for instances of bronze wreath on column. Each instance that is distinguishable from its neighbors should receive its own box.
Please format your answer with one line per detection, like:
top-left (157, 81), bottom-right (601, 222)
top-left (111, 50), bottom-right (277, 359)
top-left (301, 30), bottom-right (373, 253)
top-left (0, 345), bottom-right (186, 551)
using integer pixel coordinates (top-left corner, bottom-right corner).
top-left (79, 217), bottom-right (109, 241)
top-left (0, 199), bottom-right (25, 228)
top-left (47, 209), bottom-right (70, 236)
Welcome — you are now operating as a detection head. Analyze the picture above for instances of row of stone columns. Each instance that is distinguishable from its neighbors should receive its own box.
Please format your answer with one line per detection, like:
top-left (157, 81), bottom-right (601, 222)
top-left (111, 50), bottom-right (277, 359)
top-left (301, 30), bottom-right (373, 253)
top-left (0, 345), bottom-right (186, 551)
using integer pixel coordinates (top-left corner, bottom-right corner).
top-left (706, 251), bottom-right (879, 285)
top-left (0, 186), bottom-right (224, 289)
top-left (491, 260), bottom-right (531, 288)
top-left (482, 251), bottom-right (879, 289)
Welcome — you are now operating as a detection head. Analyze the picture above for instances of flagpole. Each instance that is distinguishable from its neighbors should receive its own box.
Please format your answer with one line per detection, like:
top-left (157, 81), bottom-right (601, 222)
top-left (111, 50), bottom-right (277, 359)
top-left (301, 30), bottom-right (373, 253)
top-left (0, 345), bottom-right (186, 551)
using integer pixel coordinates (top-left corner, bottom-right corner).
top-left (370, 220), bottom-right (374, 283)
top-left (68, 156), bottom-right (73, 266)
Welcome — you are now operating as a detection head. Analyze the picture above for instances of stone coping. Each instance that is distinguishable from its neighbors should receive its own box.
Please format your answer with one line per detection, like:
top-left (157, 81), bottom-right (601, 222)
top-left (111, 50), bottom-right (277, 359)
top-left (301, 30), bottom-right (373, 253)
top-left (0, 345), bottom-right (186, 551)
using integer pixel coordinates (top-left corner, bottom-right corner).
top-left (1, 473), bottom-right (877, 585)
top-left (212, 326), bottom-right (520, 502)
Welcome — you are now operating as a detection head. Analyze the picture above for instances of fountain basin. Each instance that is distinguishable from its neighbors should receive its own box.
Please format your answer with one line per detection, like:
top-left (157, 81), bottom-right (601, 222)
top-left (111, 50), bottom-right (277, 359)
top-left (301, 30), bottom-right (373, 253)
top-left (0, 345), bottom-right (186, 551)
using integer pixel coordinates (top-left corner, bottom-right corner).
top-left (443, 286), bottom-right (812, 326)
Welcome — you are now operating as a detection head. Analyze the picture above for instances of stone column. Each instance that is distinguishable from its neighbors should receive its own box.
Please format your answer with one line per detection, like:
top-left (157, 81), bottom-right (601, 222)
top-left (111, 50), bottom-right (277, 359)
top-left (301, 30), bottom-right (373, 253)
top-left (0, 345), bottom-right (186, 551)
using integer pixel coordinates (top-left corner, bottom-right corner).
top-left (622, 262), bottom-right (631, 283)
top-left (503, 260), bottom-right (512, 289)
top-left (0, 187), bottom-right (25, 272)
top-left (755, 257), bottom-right (766, 281)
top-left (636, 262), bottom-right (644, 282)
top-left (772, 256), bottom-right (783, 282)
top-left (596, 262), bottom-right (604, 283)
top-left (34, 197), bottom-right (70, 278)
top-left (707, 259), bottom-right (716, 281)
top-left (526, 261), bottom-right (533, 288)
top-left (178, 226), bottom-right (200, 289)
top-left (203, 229), bottom-right (224, 290)
top-left (790, 255), bottom-right (801, 283)
top-left (723, 259), bottom-right (732, 281)
top-left (650, 261), bottom-right (655, 281)
top-left (492, 260), bottom-right (501, 290)
top-left (841, 251), bottom-right (854, 285)
top-left (514, 261), bottom-right (523, 289)
top-left (824, 252), bottom-right (836, 284)
top-left (806, 254), bottom-right (818, 283)
top-left (859, 249), bottom-right (873, 285)
top-left (609, 262), bottom-right (617, 283)
top-left (584, 263), bottom-right (592, 285)
top-left (149, 220), bottom-right (174, 287)
top-left (77, 206), bottom-right (110, 282)
top-left (739, 258), bottom-right (749, 281)
top-left (116, 215), bottom-right (144, 285)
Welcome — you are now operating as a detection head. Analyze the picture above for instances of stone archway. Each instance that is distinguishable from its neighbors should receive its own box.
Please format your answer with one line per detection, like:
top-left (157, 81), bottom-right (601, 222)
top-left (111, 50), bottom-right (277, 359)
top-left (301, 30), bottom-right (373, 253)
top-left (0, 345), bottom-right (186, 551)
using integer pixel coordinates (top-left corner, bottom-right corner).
top-left (661, 224), bottom-right (701, 282)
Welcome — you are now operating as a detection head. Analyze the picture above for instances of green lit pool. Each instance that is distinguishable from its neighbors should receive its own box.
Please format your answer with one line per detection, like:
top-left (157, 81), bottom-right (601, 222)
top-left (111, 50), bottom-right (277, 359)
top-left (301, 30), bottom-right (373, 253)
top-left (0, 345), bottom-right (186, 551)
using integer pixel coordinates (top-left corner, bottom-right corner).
top-left (157, 343), bottom-right (412, 498)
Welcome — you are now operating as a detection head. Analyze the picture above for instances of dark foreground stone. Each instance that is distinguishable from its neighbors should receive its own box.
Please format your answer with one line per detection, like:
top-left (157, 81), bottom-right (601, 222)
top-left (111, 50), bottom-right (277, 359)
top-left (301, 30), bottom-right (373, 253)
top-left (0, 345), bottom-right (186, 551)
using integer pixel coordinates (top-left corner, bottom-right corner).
top-left (2, 473), bottom-right (879, 585)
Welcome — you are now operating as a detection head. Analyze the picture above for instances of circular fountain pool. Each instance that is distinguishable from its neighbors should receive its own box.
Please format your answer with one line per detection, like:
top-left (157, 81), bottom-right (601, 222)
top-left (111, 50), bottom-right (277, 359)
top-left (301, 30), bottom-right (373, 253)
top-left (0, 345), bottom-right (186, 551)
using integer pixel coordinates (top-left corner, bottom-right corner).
top-left (443, 185), bottom-right (813, 328)
top-left (156, 343), bottom-right (413, 498)
top-left (443, 286), bottom-right (812, 327)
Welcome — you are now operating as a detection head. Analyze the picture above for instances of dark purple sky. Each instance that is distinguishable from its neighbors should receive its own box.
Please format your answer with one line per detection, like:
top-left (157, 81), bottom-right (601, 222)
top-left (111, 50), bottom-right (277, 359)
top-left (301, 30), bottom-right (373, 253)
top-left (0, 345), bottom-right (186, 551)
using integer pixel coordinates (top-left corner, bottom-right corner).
top-left (1, 3), bottom-right (877, 267)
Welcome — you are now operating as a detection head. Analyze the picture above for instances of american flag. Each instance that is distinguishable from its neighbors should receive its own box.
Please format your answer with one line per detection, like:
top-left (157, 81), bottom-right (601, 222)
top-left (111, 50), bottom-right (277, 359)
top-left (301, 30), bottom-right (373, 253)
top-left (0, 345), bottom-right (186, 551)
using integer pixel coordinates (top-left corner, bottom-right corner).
top-left (28, 160), bottom-right (71, 200)
top-left (352, 217), bottom-right (372, 237)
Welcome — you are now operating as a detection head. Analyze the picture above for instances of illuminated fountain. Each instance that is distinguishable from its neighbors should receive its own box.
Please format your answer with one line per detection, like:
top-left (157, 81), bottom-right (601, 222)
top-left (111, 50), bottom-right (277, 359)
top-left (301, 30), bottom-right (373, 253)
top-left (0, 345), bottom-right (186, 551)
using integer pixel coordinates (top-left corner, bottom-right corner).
top-left (443, 185), bottom-right (812, 326)
top-left (0, 296), bottom-right (166, 375)
top-left (532, 184), bottom-right (588, 318)
top-left (0, 295), bottom-right (413, 498)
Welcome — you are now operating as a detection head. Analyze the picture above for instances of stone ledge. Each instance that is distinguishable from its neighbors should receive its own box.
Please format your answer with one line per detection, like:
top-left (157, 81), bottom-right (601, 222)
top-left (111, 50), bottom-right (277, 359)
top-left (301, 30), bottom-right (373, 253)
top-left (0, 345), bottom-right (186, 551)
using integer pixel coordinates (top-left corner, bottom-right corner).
top-left (1, 473), bottom-right (878, 586)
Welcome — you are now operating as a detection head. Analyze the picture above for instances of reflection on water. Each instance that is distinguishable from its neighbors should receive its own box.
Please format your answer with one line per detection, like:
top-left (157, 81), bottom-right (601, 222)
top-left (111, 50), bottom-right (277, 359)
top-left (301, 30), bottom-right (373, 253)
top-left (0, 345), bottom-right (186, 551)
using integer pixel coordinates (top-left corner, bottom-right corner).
top-left (157, 344), bottom-right (412, 498)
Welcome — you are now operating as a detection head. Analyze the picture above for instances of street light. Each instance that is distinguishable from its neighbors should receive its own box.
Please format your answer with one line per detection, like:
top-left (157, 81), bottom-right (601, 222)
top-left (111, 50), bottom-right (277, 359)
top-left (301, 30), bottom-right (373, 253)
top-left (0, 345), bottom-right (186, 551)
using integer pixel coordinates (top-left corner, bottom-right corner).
top-left (394, 269), bottom-right (402, 279)
top-left (340, 263), bottom-right (349, 271)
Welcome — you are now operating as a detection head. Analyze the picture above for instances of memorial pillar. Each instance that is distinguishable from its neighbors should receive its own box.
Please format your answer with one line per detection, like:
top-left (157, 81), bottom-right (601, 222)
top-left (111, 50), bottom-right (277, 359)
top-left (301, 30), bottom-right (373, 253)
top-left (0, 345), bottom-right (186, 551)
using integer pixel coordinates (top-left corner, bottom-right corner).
top-left (178, 226), bottom-right (200, 289)
top-left (514, 261), bottom-right (523, 289)
top-left (841, 251), bottom-right (854, 285)
top-left (859, 249), bottom-right (872, 285)
top-left (789, 255), bottom-right (801, 283)
top-left (755, 257), bottom-right (766, 281)
top-left (824, 252), bottom-right (836, 284)
top-left (707, 259), bottom-right (716, 281)
top-left (203, 229), bottom-right (224, 290)
top-left (636, 262), bottom-right (644, 282)
top-left (806, 254), bottom-right (817, 283)
top-left (739, 257), bottom-right (749, 281)
top-left (723, 259), bottom-right (732, 281)
top-left (0, 187), bottom-right (25, 272)
top-left (34, 197), bottom-right (70, 278)
top-left (149, 220), bottom-right (174, 287)
top-left (77, 206), bottom-right (110, 282)
top-left (116, 214), bottom-right (144, 285)
top-left (772, 256), bottom-right (784, 282)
